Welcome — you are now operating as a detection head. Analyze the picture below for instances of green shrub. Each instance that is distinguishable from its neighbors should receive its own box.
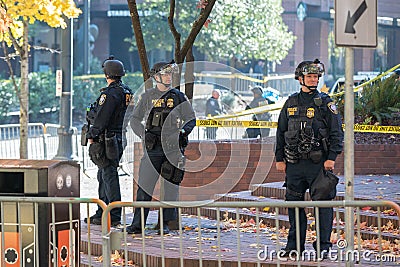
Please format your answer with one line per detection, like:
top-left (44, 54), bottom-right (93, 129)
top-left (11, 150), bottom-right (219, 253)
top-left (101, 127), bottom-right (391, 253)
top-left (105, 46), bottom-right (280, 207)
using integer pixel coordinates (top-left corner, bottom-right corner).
top-left (355, 75), bottom-right (400, 125)
top-left (332, 75), bottom-right (400, 126)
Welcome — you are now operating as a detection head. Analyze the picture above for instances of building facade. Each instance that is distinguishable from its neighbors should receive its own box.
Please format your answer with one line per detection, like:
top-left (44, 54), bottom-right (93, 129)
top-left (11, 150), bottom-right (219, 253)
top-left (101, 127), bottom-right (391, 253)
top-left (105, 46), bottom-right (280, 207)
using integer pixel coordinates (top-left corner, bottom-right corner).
top-left (1, 0), bottom-right (399, 79)
top-left (280, 0), bottom-right (400, 80)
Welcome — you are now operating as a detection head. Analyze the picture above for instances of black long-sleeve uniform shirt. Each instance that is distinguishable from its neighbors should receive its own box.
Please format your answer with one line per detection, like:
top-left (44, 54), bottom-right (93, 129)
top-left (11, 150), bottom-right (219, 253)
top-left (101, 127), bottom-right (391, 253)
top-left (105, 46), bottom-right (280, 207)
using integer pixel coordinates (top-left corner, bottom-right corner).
top-left (86, 80), bottom-right (132, 139)
top-left (275, 90), bottom-right (344, 162)
top-left (130, 86), bottom-right (196, 138)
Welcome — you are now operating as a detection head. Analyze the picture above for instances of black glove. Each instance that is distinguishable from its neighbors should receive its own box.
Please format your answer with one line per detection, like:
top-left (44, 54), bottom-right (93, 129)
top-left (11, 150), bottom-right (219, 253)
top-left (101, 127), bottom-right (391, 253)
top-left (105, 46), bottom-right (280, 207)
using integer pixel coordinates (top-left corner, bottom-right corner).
top-left (179, 133), bottom-right (188, 148)
top-left (144, 132), bottom-right (158, 150)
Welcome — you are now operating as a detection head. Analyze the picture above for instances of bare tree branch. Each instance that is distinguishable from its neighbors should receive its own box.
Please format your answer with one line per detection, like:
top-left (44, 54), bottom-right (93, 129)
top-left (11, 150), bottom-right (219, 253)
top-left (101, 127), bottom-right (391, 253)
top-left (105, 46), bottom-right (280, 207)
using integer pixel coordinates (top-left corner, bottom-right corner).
top-left (1, 41), bottom-right (21, 104)
top-left (31, 45), bottom-right (61, 54)
top-left (184, 47), bottom-right (195, 101)
top-left (168, 0), bottom-right (181, 63)
top-left (127, 0), bottom-right (151, 88)
top-left (180, 0), bottom-right (216, 60)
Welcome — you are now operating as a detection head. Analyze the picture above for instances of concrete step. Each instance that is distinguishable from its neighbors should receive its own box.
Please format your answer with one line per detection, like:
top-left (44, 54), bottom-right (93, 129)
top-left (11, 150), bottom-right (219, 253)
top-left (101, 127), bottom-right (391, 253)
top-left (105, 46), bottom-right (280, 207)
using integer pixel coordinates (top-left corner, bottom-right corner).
top-left (181, 205), bottom-right (399, 243)
top-left (250, 182), bottom-right (399, 217)
top-left (79, 254), bottom-right (102, 267)
top-left (250, 182), bottom-right (367, 202)
top-left (251, 177), bottom-right (400, 206)
top-left (217, 190), bottom-right (398, 227)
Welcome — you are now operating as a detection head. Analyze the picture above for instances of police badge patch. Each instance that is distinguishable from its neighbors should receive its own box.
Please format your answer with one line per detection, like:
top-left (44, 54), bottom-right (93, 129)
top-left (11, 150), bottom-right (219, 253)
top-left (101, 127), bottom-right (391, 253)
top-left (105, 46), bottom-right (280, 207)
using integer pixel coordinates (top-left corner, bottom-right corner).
top-left (287, 107), bottom-right (297, 116)
top-left (306, 107), bottom-right (315, 118)
top-left (327, 102), bottom-right (338, 114)
top-left (99, 94), bottom-right (107, 105)
top-left (166, 98), bottom-right (174, 108)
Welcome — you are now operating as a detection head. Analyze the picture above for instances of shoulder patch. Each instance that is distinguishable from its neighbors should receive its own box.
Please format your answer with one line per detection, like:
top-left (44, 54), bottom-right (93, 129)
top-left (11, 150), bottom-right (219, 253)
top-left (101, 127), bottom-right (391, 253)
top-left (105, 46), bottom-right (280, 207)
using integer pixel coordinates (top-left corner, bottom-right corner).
top-left (327, 102), bottom-right (338, 114)
top-left (99, 94), bottom-right (107, 106)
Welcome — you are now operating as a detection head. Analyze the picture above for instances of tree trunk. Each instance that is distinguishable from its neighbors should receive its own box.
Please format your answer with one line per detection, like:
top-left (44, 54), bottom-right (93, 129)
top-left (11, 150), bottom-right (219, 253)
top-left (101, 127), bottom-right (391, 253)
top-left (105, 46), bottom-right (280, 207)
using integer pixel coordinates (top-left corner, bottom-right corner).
top-left (19, 20), bottom-right (29, 159)
top-left (184, 47), bottom-right (195, 102)
top-left (127, 0), bottom-right (152, 89)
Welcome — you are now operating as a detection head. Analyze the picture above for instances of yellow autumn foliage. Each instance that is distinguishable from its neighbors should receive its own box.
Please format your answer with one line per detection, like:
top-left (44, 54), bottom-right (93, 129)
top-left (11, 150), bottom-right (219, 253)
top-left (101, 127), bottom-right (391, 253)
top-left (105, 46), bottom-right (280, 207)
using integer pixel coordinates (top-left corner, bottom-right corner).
top-left (0, 0), bottom-right (81, 44)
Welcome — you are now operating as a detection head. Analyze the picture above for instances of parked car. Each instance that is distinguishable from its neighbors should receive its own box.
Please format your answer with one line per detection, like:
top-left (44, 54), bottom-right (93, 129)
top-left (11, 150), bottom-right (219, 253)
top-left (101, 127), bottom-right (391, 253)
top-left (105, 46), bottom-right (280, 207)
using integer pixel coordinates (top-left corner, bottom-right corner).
top-left (328, 74), bottom-right (377, 96)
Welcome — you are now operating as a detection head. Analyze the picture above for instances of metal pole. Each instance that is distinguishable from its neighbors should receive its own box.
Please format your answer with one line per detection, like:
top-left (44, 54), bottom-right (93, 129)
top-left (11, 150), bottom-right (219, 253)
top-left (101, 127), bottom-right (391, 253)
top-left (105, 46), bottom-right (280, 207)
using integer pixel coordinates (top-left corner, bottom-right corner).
top-left (83, 0), bottom-right (90, 74)
top-left (54, 18), bottom-right (77, 160)
top-left (344, 47), bottom-right (354, 267)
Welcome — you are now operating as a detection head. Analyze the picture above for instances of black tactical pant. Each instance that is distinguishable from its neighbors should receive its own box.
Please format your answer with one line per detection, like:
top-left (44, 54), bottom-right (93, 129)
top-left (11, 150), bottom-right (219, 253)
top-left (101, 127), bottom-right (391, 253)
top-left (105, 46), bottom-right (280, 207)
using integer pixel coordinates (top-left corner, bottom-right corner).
top-left (131, 145), bottom-right (180, 229)
top-left (285, 158), bottom-right (333, 252)
top-left (93, 138), bottom-right (123, 222)
top-left (246, 127), bottom-right (261, 138)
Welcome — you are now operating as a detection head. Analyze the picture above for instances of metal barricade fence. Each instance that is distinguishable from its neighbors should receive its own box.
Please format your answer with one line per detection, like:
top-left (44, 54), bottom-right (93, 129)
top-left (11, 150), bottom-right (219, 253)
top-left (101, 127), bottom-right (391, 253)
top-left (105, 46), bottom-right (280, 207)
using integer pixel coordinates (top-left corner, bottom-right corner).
top-left (0, 123), bottom-right (135, 179)
top-left (0, 123), bottom-right (80, 160)
top-left (44, 123), bottom-right (80, 160)
top-left (0, 196), bottom-right (106, 267)
top-left (0, 123), bottom-right (45, 159)
top-left (102, 200), bottom-right (400, 267)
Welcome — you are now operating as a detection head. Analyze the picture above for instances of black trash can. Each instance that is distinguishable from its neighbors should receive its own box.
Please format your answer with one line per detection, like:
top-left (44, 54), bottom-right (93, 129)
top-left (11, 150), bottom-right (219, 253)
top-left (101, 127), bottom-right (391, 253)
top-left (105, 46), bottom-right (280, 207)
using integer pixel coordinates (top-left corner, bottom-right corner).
top-left (0, 159), bottom-right (80, 267)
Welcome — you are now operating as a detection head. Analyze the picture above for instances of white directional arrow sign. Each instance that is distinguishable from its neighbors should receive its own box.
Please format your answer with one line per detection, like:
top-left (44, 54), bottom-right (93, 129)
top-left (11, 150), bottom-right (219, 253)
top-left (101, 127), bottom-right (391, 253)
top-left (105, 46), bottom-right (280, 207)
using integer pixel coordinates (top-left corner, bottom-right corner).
top-left (335, 0), bottom-right (377, 47)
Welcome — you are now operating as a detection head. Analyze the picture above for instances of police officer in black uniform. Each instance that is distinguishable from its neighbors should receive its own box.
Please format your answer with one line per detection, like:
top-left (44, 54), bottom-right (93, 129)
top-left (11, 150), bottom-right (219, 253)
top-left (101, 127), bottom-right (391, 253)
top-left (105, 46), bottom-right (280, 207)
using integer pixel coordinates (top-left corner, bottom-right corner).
top-left (83, 56), bottom-right (132, 226)
top-left (126, 61), bottom-right (196, 234)
top-left (275, 59), bottom-right (344, 257)
top-left (244, 86), bottom-right (272, 138)
top-left (205, 89), bottom-right (224, 139)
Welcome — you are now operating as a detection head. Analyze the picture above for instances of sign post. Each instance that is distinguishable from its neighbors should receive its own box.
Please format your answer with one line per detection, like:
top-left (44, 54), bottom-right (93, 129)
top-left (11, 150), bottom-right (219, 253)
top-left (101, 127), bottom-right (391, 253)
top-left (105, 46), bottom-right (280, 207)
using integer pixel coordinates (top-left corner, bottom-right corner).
top-left (335, 2), bottom-right (377, 267)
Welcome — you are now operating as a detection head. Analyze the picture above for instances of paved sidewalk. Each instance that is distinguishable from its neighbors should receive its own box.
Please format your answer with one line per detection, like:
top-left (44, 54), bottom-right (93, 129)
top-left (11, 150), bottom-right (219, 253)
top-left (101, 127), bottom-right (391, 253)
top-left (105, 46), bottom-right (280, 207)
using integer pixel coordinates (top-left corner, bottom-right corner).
top-left (80, 169), bottom-right (133, 219)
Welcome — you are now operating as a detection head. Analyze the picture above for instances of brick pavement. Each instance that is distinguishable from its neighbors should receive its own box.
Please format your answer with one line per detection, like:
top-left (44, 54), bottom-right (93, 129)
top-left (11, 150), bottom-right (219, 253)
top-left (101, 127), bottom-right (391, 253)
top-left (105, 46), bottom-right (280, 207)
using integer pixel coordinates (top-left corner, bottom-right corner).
top-left (81, 210), bottom-right (400, 267)
top-left (79, 171), bottom-right (400, 267)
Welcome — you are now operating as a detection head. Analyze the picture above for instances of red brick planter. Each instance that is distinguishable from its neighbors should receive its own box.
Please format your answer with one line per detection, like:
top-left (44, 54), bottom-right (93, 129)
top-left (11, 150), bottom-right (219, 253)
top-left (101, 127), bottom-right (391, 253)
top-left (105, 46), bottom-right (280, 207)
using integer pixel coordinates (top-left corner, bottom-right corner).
top-left (133, 141), bottom-right (400, 201)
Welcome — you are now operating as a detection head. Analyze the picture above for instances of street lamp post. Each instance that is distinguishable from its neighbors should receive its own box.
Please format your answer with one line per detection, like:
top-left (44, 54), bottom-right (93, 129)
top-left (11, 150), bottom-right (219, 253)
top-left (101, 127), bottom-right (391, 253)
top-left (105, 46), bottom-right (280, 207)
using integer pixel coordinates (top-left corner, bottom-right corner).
top-left (83, 0), bottom-right (91, 74)
top-left (54, 17), bottom-right (76, 160)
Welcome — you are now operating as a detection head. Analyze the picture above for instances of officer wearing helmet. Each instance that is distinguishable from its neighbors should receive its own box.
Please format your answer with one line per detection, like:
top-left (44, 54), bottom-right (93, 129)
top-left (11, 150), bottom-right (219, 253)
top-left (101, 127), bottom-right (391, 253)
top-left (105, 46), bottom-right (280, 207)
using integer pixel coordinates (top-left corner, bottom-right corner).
top-left (244, 85), bottom-right (273, 138)
top-left (126, 60), bottom-right (196, 235)
top-left (275, 59), bottom-right (344, 257)
top-left (83, 56), bottom-right (133, 227)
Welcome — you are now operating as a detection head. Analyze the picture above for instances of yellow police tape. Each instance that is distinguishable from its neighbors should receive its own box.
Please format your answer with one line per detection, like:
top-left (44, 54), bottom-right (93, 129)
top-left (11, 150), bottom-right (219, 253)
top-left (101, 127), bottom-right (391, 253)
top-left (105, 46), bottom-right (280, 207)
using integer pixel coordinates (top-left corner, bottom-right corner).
top-left (194, 72), bottom-right (294, 83)
top-left (210, 63), bottom-right (400, 120)
top-left (350, 124), bottom-right (400, 134)
top-left (196, 119), bottom-right (400, 134)
top-left (197, 119), bottom-right (278, 128)
top-left (330, 63), bottom-right (400, 98)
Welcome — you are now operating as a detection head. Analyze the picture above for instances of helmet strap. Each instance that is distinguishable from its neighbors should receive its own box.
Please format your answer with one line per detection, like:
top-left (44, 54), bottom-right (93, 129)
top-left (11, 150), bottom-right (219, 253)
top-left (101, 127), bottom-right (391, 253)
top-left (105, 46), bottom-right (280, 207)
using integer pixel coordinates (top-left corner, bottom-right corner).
top-left (154, 74), bottom-right (171, 87)
top-left (300, 78), bottom-right (318, 92)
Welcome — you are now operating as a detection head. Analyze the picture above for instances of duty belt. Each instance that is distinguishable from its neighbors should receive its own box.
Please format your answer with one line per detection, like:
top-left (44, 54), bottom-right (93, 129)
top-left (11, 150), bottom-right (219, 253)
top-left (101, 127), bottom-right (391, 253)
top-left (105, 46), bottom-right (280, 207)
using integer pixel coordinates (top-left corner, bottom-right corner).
top-left (300, 152), bottom-right (312, 160)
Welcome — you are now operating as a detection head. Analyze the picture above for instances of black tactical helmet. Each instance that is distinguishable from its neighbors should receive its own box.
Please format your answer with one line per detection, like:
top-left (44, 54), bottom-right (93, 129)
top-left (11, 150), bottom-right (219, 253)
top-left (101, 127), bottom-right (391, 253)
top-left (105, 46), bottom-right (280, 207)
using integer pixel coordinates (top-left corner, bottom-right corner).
top-left (150, 60), bottom-right (178, 77)
top-left (295, 59), bottom-right (324, 80)
top-left (102, 56), bottom-right (125, 77)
